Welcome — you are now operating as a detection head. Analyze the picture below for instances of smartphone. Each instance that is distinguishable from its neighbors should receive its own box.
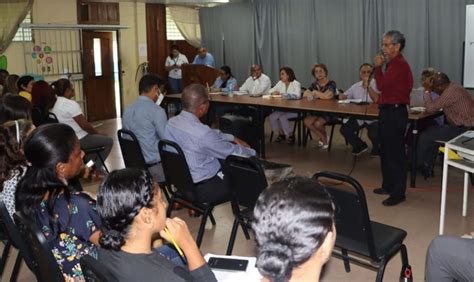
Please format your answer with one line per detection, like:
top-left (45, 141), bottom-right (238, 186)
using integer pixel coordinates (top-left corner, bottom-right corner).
top-left (208, 257), bottom-right (249, 271)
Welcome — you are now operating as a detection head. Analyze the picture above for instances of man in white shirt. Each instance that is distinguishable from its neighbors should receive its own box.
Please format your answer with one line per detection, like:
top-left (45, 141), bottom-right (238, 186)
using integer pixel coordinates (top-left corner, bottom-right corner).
top-left (165, 45), bottom-right (189, 94)
top-left (239, 65), bottom-right (271, 95)
top-left (339, 63), bottom-right (380, 155)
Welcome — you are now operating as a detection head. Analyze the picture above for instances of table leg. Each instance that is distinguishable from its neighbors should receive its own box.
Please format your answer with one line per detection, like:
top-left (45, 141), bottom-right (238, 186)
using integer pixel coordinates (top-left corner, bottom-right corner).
top-left (258, 106), bottom-right (266, 159)
top-left (410, 120), bottom-right (418, 187)
top-left (463, 172), bottom-right (469, 217)
top-left (298, 112), bottom-right (302, 147)
top-left (439, 148), bottom-right (449, 235)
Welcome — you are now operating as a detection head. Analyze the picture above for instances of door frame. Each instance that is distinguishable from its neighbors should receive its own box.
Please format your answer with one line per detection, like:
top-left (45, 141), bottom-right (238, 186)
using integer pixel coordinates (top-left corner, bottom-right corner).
top-left (80, 29), bottom-right (123, 120)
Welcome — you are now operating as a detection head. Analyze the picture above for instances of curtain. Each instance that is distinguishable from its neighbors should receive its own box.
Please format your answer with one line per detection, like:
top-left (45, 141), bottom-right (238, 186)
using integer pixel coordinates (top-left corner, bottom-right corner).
top-left (169, 6), bottom-right (201, 48)
top-left (0, 0), bottom-right (33, 53)
top-left (200, 2), bottom-right (255, 82)
top-left (200, 0), bottom-right (474, 89)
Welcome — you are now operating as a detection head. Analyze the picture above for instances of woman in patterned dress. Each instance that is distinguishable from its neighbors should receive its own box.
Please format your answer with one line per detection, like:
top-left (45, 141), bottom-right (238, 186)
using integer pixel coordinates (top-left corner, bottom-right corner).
top-left (16, 123), bottom-right (101, 280)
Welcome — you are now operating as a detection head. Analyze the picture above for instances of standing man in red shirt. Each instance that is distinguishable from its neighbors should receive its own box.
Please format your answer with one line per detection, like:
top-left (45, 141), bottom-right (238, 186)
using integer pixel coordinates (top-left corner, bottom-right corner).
top-left (373, 30), bottom-right (414, 206)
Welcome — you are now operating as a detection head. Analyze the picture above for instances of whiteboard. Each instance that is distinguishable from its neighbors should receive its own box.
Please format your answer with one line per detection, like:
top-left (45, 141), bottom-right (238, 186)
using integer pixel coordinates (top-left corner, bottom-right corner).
top-left (463, 5), bottom-right (474, 87)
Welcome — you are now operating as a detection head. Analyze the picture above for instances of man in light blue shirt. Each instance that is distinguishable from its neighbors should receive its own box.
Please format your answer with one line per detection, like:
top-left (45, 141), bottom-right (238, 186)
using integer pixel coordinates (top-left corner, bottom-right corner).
top-left (122, 74), bottom-right (167, 182)
top-left (165, 84), bottom-right (256, 203)
top-left (192, 47), bottom-right (215, 68)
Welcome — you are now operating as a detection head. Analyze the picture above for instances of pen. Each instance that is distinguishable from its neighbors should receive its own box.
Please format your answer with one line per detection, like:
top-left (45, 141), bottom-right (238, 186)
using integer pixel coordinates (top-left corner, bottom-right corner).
top-left (164, 227), bottom-right (184, 257)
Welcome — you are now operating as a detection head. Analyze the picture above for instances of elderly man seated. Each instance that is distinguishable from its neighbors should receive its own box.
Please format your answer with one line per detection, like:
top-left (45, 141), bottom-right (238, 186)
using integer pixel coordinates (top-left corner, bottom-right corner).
top-left (239, 64), bottom-right (271, 95)
top-left (339, 63), bottom-right (380, 156)
top-left (165, 84), bottom-right (256, 204)
top-left (417, 72), bottom-right (474, 178)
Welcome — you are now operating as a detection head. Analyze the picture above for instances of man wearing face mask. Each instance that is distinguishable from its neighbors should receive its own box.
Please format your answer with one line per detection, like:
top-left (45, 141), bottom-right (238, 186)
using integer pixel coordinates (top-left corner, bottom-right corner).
top-left (122, 74), bottom-right (167, 182)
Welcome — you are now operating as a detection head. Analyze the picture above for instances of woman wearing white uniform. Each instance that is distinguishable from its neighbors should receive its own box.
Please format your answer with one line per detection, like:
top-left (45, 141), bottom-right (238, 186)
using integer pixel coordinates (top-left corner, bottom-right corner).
top-left (165, 45), bottom-right (189, 94)
top-left (268, 67), bottom-right (301, 145)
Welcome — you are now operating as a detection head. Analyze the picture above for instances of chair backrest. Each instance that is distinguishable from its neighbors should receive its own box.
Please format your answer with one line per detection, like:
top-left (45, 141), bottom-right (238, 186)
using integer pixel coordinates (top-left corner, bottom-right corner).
top-left (117, 129), bottom-right (148, 170)
top-left (158, 140), bottom-right (196, 202)
top-left (0, 201), bottom-right (39, 272)
top-left (13, 212), bottom-right (64, 282)
top-left (80, 254), bottom-right (116, 282)
top-left (312, 171), bottom-right (377, 259)
top-left (48, 112), bottom-right (59, 123)
top-left (223, 156), bottom-right (268, 210)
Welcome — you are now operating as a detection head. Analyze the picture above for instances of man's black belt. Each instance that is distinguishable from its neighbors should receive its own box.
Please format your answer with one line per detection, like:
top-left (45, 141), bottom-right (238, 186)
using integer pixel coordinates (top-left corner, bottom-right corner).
top-left (378, 104), bottom-right (407, 109)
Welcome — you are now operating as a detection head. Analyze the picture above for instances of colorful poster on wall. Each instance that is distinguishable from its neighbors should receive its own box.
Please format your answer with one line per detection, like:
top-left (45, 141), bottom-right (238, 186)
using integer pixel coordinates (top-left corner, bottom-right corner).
top-left (32, 45), bottom-right (54, 72)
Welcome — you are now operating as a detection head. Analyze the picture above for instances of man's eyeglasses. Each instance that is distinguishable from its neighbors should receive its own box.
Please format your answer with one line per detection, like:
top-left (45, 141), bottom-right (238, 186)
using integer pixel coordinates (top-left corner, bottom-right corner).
top-left (381, 43), bottom-right (396, 47)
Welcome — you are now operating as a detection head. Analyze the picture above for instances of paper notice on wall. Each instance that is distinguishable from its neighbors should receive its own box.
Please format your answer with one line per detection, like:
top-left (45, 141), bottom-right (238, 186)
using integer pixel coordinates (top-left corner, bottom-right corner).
top-left (139, 43), bottom-right (147, 57)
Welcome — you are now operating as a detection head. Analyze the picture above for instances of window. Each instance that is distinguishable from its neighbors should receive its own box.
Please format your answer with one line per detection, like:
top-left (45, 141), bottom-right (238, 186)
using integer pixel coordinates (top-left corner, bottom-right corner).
top-left (93, 38), bottom-right (103, 76)
top-left (13, 11), bottom-right (32, 42)
top-left (166, 7), bottom-right (185, 40)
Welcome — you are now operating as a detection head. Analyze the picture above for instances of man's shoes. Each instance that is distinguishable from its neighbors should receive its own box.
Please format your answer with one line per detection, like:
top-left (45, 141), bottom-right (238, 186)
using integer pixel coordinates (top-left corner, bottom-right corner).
top-left (352, 143), bottom-right (368, 156)
top-left (373, 188), bottom-right (389, 195)
top-left (382, 196), bottom-right (406, 206)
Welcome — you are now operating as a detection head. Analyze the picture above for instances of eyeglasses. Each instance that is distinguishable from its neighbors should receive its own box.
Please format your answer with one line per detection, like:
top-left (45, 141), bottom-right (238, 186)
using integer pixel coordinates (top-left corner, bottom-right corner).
top-left (361, 70), bottom-right (372, 74)
top-left (381, 43), bottom-right (396, 47)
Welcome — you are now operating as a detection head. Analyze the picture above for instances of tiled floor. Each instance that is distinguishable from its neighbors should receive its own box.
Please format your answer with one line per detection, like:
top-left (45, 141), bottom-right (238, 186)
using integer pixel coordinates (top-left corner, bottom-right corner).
top-left (5, 118), bottom-right (472, 282)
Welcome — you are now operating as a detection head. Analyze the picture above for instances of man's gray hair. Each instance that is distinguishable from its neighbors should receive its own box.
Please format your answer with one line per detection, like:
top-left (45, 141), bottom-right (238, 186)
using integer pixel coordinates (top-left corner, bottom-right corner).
top-left (384, 30), bottom-right (406, 51)
top-left (181, 84), bottom-right (208, 112)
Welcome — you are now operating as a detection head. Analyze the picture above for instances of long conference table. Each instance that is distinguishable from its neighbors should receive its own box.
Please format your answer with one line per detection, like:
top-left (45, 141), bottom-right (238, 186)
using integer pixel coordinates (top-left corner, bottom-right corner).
top-left (164, 93), bottom-right (440, 188)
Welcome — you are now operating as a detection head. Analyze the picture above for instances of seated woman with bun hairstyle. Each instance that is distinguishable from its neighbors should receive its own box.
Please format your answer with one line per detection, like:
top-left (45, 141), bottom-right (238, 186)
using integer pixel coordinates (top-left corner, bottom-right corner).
top-left (96, 168), bottom-right (216, 282)
top-left (252, 177), bottom-right (336, 282)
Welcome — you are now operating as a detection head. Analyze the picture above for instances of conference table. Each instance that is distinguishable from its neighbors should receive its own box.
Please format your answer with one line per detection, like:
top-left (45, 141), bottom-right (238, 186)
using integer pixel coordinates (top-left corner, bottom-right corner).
top-left (164, 93), bottom-right (440, 188)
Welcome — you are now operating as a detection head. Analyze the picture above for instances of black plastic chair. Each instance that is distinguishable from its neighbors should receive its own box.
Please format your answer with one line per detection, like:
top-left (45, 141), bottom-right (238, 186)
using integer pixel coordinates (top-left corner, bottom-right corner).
top-left (48, 112), bottom-right (59, 123)
top-left (223, 156), bottom-right (268, 255)
top-left (0, 201), bottom-right (38, 282)
top-left (49, 112), bottom-right (109, 173)
top-left (117, 129), bottom-right (169, 201)
top-left (117, 129), bottom-right (148, 170)
top-left (13, 212), bottom-right (64, 282)
top-left (80, 254), bottom-right (116, 282)
top-left (0, 216), bottom-right (12, 279)
top-left (312, 171), bottom-right (410, 282)
top-left (158, 139), bottom-right (227, 247)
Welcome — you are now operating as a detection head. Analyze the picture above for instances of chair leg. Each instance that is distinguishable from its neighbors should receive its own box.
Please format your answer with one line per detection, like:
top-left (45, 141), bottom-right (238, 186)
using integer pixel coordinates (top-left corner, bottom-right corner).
top-left (269, 131), bottom-right (273, 143)
top-left (398, 244), bottom-right (413, 281)
top-left (328, 124), bottom-right (336, 152)
top-left (96, 152), bottom-right (109, 174)
top-left (10, 252), bottom-right (22, 282)
top-left (196, 207), bottom-right (212, 247)
top-left (209, 211), bottom-right (216, 225)
top-left (159, 183), bottom-right (171, 204)
top-left (375, 258), bottom-right (388, 282)
top-left (226, 217), bottom-right (240, 255)
top-left (0, 241), bottom-right (11, 275)
top-left (241, 223), bottom-right (250, 240)
top-left (341, 248), bottom-right (351, 272)
top-left (166, 198), bottom-right (175, 217)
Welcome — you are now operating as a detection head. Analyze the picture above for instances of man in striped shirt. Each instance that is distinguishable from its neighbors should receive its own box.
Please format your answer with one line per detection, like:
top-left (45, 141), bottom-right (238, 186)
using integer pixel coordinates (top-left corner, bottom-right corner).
top-left (417, 72), bottom-right (474, 177)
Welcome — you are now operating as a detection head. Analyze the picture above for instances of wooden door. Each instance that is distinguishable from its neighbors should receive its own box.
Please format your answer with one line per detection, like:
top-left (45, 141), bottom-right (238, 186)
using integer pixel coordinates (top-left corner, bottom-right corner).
top-left (82, 31), bottom-right (116, 121)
